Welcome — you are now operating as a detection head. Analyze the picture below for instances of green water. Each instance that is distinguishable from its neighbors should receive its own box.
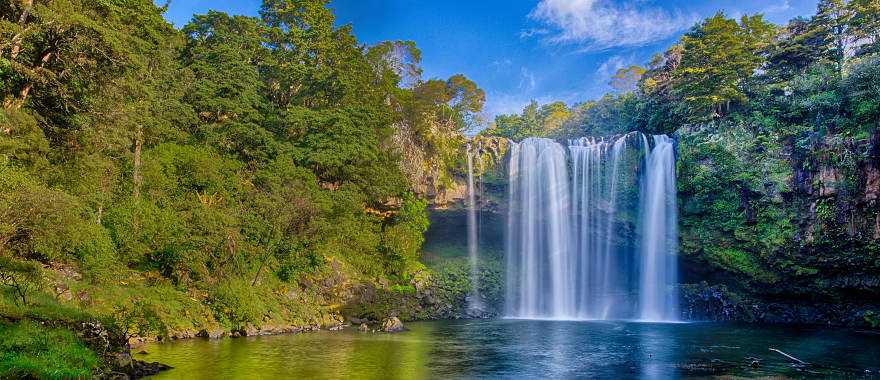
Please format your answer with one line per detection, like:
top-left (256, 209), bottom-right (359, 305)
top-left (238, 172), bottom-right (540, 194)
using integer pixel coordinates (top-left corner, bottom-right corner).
top-left (138, 319), bottom-right (880, 379)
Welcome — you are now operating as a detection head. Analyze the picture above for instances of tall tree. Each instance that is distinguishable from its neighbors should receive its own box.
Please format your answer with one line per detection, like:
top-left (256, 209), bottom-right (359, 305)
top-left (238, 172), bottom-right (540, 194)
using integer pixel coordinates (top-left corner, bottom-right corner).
top-left (669, 13), bottom-right (775, 120)
top-left (847, 0), bottom-right (880, 57)
top-left (810, 0), bottom-right (854, 74)
top-left (765, 17), bottom-right (828, 81)
top-left (181, 11), bottom-right (274, 163)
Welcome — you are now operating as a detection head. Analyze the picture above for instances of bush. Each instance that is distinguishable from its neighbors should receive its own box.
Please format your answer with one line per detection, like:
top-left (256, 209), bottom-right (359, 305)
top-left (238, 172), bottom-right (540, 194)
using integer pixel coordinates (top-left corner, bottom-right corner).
top-left (209, 278), bottom-right (269, 327)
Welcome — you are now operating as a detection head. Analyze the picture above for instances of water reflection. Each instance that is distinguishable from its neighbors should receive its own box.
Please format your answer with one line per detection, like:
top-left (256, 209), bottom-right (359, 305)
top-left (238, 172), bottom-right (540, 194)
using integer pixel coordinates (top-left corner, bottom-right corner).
top-left (141, 320), bottom-right (880, 379)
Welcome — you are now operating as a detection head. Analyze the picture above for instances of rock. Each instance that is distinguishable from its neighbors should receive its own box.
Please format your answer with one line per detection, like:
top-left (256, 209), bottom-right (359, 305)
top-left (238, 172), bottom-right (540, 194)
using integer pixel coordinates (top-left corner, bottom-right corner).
top-left (359, 323), bottom-right (369, 332)
top-left (817, 165), bottom-right (840, 197)
top-left (196, 328), bottom-right (224, 339)
top-left (382, 317), bottom-right (404, 333)
top-left (349, 317), bottom-right (366, 325)
top-left (114, 352), bottom-right (131, 368)
top-left (130, 360), bottom-right (172, 379)
top-left (245, 323), bottom-right (258, 336)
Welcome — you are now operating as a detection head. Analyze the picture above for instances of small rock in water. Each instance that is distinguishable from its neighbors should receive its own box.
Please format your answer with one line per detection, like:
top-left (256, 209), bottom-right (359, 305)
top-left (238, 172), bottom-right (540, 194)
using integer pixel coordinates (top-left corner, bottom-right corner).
top-left (131, 360), bottom-right (172, 378)
top-left (382, 317), bottom-right (404, 333)
top-left (359, 323), bottom-right (369, 332)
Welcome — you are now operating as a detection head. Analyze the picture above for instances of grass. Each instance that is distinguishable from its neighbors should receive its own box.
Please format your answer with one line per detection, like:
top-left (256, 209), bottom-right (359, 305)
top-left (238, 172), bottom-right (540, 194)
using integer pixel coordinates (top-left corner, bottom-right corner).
top-left (0, 320), bottom-right (97, 380)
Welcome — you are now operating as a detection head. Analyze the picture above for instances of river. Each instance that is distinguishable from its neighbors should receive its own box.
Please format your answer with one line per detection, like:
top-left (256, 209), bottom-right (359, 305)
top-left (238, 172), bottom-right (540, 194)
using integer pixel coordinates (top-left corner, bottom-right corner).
top-left (139, 319), bottom-right (880, 379)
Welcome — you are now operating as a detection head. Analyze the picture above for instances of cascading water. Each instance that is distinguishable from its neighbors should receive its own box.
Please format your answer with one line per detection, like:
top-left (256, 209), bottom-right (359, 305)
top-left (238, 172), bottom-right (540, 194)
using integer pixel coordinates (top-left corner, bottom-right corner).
top-left (505, 134), bottom-right (679, 321)
top-left (466, 144), bottom-right (483, 313)
top-left (638, 135), bottom-right (679, 321)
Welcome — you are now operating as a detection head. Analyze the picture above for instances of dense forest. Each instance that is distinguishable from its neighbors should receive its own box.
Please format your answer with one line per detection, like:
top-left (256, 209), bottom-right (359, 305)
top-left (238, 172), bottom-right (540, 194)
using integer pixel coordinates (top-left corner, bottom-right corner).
top-left (484, 1), bottom-right (880, 325)
top-left (0, 0), bottom-right (879, 378)
top-left (0, 0), bottom-right (485, 377)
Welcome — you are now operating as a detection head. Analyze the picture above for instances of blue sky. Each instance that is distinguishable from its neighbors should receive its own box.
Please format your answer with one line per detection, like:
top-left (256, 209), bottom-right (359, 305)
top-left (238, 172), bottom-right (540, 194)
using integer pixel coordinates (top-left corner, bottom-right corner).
top-left (158, 0), bottom-right (819, 119)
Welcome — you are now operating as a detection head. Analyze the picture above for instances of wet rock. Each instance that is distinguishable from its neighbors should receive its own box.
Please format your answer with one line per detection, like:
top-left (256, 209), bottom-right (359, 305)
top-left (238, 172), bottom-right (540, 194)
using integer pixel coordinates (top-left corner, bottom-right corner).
top-left (359, 323), bottom-right (369, 332)
top-left (747, 357), bottom-right (761, 367)
top-left (130, 360), bottom-right (172, 379)
top-left (382, 317), bottom-right (404, 333)
top-left (349, 317), bottom-right (367, 325)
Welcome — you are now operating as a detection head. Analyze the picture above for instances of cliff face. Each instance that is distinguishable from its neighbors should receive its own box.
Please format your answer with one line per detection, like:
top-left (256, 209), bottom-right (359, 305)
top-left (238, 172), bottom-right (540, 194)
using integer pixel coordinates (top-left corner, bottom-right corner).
top-left (676, 125), bottom-right (880, 326)
top-left (403, 135), bottom-right (510, 210)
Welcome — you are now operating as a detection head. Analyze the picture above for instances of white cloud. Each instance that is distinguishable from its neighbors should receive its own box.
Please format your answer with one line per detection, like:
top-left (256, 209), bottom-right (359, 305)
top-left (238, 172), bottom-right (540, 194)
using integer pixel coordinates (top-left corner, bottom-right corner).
top-left (528, 0), bottom-right (696, 51)
top-left (762, 0), bottom-right (791, 14)
top-left (518, 67), bottom-right (537, 92)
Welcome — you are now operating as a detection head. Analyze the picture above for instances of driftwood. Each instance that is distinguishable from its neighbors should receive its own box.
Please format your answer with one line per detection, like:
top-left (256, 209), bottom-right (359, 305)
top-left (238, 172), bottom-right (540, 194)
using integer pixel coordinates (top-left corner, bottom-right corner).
top-left (769, 348), bottom-right (809, 365)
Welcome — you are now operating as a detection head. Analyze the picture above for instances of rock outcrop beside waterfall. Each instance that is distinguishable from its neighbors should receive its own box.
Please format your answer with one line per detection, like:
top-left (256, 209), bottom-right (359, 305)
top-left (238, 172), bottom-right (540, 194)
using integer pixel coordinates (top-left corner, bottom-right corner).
top-left (674, 125), bottom-right (880, 327)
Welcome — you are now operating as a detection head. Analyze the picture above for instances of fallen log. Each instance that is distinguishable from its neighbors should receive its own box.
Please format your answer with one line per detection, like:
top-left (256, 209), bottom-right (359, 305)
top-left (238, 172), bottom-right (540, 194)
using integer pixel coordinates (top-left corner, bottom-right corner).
top-left (769, 348), bottom-right (809, 365)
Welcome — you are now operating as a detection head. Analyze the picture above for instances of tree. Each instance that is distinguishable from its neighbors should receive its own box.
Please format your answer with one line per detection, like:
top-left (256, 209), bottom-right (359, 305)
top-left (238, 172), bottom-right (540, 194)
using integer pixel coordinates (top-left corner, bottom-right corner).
top-left (0, 255), bottom-right (41, 305)
top-left (810, 0), bottom-right (853, 74)
top-left (367, 40), bottom-right (423, 90)
top-left (181, 12), bottom-right (275, 163)
top-left (765, 17), bottom-right (829, 81)
top-left (847, 0), bottom-right (880, 57)
top-left (670, 13), bottom-right (775, 120)
top-left (609, 65), bottom-right (646, 93)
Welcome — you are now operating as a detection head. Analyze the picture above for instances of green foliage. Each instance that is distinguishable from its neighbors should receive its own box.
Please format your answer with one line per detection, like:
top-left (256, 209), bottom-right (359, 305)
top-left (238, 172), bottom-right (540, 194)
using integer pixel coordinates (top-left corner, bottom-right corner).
top-left (382, 193), bottom-right (429, 274)
top-left (0, 320), bottom-right (97, 380)
top-left (0, 256), bottom-right (41, 305)
top-left (671, 13), bottom-right (776, 120)
top-left (485, 101), bottom-right (571, 140)
top-left (209, 278), bottom-right (270, 327)
top-left (844, 57), bottom-right (880, 126)
top-left (865, 310), bottom-right (880, 328)
top-left (0, 1), bottom-right (486, 371)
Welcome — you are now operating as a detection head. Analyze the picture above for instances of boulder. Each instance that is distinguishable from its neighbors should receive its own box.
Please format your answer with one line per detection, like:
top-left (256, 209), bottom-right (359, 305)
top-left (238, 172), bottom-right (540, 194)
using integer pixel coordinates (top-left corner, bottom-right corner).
top-left (382, 317), bottom-right (404, 333)
top-left (197, 328), bottom-right (225, 339)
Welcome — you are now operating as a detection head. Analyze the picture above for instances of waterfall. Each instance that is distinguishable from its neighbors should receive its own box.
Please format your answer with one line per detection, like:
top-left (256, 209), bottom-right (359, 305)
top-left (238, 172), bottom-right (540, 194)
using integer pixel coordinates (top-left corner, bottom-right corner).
top-left (638, 135), bottom-right (679, 321)
top-left (568, 135), bottom-right (629, 319)
top-left (505, 138), bottom-right (573, 318)
top-left (505, 134), bottom-right (679, 322)
top-left (466, 144), bottom-right (483, 313)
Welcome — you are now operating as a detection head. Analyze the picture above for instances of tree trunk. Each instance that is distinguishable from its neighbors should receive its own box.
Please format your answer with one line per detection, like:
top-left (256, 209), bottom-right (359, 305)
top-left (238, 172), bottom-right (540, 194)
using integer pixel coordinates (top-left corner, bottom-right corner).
top-left (9, 0), bottom-right (34, 60)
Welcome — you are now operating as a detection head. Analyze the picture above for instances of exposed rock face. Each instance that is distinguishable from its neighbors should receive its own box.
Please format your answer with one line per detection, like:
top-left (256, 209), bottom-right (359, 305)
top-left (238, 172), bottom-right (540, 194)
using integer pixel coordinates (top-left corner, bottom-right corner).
top-left (399, 135), bottom-right (510, 210)
top-left (382, 317), bottom-right (404, 333)
top-left (681, 282), bottom-right (879, 326)
top-left (673, 124), bottom-right (880, 327)
top-left (865, 163), bottom-right (880, 202)
top-left (817, 165), bottom-right (840, 197)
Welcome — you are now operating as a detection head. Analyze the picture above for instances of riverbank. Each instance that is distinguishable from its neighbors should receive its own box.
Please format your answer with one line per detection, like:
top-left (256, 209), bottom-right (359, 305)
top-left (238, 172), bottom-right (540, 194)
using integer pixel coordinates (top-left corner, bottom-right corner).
top-left (0, 249), bottom-right (504, 378)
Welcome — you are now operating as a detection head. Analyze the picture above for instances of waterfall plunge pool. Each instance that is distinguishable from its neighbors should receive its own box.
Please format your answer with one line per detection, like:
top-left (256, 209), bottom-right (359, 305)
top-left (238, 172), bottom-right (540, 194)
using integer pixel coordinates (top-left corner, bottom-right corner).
top-left (139, 319), bottom-right (880, 379)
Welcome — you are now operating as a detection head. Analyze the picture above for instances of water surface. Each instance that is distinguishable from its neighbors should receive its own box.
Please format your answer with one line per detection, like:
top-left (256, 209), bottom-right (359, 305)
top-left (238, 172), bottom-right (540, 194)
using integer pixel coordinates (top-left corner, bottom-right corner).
top-left (139, 320), bottom-right (880, 379)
